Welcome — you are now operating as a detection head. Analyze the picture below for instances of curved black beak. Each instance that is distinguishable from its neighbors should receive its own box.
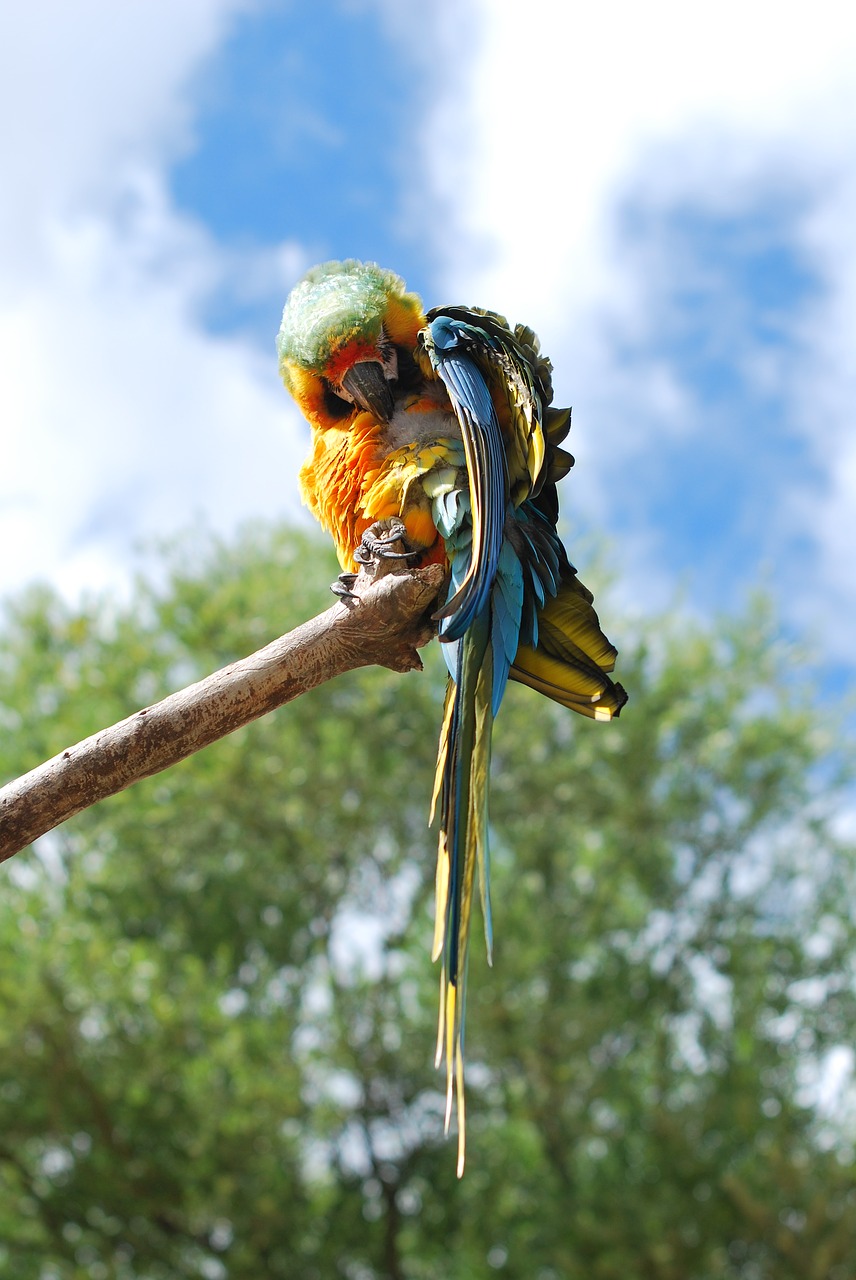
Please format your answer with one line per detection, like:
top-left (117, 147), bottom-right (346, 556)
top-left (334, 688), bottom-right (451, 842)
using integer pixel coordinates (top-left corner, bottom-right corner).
top-left (341, 360), bottom-right (395, 424)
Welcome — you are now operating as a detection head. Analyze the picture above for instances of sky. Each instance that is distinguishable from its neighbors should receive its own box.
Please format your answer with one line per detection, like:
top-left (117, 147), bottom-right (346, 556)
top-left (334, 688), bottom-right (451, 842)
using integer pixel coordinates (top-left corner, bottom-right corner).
top-left (2, 0), bottom-right (856, 692)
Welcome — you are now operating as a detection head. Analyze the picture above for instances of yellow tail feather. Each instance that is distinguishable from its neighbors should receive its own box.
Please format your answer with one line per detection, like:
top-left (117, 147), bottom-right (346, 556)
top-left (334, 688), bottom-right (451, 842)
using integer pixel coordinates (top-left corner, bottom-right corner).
top-left (430, 638), bottom-right (494, 1178)
top-left (432, 832), bottom-right (450, 964)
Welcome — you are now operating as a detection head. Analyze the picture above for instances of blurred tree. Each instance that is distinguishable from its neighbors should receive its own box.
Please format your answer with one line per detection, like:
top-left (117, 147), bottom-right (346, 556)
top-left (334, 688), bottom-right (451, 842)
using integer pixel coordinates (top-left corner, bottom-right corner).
top-left (0, 524), bottom-right (854, 1280)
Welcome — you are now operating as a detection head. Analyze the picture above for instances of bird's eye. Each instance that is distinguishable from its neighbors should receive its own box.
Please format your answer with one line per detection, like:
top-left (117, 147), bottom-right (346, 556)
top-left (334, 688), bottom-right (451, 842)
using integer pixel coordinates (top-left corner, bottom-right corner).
top-left (323, 383), bottom-right (354, 418)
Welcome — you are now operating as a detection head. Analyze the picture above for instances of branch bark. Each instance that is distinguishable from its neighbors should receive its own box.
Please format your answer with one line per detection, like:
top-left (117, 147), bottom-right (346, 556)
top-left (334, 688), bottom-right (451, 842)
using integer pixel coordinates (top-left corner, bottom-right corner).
top-left (0, 555), bottom-right (446, 864)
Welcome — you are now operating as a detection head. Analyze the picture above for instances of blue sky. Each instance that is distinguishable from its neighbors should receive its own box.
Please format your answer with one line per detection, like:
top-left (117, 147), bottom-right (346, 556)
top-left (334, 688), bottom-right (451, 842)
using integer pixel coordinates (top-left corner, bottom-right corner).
top-left (605, 201), bottom-right (819, 586)
top-left (170, 1), bottom-right (437, 334)
top-left (1, 0), bottom-right (855, 690)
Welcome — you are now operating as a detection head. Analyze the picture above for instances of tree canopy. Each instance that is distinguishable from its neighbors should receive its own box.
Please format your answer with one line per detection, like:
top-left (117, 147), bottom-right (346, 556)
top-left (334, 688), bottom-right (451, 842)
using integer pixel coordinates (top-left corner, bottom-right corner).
top-left (1, 524), bottom-right (854, 1280)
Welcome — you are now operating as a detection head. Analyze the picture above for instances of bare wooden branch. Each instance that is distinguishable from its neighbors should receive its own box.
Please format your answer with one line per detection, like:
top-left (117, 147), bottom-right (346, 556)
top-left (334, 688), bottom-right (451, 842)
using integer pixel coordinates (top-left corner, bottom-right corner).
top-left (0, 556), bottom-right (446, 864)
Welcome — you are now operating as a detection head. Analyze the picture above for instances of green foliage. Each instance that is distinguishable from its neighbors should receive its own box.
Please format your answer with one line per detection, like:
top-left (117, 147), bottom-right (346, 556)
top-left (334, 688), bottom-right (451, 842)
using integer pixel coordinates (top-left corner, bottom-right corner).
top-left (1, 525), bottom-right (854, 1279)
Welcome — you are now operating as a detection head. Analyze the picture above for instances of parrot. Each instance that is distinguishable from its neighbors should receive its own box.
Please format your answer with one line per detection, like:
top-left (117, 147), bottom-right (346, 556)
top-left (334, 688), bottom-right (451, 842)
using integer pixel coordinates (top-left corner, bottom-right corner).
top-left (277, 260), bottom-right (627, 1174)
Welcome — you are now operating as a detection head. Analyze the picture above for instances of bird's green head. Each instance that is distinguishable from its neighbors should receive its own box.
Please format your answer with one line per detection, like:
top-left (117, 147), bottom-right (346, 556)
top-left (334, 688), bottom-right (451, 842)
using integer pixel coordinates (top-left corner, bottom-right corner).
top-left (277, 260), bottom-right (425, 428)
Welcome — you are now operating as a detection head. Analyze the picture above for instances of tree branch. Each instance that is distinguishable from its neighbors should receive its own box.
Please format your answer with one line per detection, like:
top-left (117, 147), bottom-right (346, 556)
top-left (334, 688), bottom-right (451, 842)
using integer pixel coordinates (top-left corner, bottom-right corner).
top-left (0, 555), bottom-right (446, 864)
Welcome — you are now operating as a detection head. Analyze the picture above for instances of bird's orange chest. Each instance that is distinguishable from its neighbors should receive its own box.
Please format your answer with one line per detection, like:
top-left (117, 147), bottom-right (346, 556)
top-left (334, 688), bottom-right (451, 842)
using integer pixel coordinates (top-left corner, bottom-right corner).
top-left (298, 405), bottom-right (448, 571)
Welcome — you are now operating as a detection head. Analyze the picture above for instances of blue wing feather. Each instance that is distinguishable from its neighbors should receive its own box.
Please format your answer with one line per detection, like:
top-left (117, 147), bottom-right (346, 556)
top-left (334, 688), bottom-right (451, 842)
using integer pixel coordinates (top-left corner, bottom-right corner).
top-left (428, 317), bottom-right (508, 642)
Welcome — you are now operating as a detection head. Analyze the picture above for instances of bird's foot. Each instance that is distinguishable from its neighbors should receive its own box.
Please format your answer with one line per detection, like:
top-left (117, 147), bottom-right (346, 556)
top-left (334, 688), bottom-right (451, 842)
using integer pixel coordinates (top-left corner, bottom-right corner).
top-left (330, 520), bottom-right (421, 601)
top-left (353, 519), bottom-right (420, 568)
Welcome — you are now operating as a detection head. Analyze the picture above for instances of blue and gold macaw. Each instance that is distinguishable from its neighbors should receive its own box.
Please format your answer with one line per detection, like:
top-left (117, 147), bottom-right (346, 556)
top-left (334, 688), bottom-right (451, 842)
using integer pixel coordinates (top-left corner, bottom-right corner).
top-left (277, 261), bottom-right (627, 1173)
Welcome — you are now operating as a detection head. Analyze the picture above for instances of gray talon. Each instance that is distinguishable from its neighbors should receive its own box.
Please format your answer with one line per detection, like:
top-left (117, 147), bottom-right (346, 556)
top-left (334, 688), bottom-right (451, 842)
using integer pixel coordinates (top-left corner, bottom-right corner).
top-left (331, 572), bottom-right (358, 600)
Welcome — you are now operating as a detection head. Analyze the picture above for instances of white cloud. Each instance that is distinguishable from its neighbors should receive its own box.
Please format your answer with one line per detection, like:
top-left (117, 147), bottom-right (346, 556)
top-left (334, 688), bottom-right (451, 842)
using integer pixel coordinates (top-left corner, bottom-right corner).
top-left (419, 0), bottom-right (856, 642)
top-left (433, 0), bottom-right (856, 311)
top-left (0, 1), bottom-right (308, 603)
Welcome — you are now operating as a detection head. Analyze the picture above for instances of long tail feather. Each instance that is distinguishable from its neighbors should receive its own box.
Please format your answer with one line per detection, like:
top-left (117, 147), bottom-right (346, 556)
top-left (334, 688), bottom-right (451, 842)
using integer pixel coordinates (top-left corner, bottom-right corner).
top-left (431, 611), bottom-right (495, 1176)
